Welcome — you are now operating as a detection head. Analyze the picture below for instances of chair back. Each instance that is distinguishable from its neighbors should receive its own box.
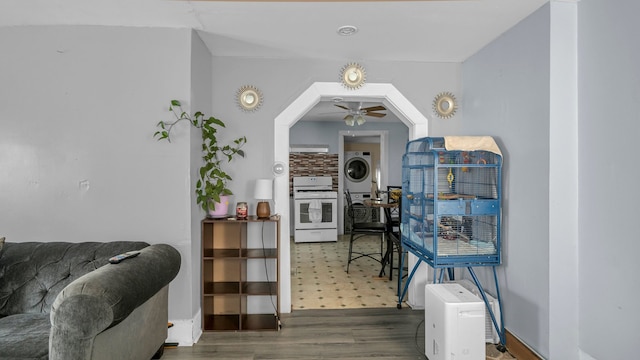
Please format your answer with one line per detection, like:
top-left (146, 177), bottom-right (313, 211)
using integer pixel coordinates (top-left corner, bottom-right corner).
top-left (344, 190), bottom-right (355, 231)
top-left (385, 186), bottom-right (401, 230)
top-left (387, 185), bottom-right (401, 211)
top-left (387, 186), bottom-right (402, 203)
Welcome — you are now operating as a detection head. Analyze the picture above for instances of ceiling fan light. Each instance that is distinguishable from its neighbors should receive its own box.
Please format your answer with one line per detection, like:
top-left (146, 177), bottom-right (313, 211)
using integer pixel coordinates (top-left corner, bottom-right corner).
top-left (344, 115), bottom-right (355, 126)
top-left (356, 115), bottom-right (366, 125)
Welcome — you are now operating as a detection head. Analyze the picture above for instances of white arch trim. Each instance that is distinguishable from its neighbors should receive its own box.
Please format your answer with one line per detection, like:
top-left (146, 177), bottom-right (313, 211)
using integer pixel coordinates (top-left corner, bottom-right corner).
top-left (274, 82), bottom-right (429, 313)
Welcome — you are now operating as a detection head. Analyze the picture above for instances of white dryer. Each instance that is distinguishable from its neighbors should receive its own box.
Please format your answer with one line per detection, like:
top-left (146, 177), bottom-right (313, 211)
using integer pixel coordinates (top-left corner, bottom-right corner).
top-left (344, 151), bottom-right (372, 194)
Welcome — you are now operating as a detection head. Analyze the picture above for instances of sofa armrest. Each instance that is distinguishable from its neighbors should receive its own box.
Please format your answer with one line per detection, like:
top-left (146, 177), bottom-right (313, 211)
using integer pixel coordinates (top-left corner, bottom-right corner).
top-left (49, 244), bottom-right (180, 359)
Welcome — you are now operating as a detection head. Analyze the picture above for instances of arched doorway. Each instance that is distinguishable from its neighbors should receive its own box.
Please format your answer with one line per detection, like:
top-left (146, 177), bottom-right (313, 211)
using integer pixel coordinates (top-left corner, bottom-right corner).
top-left (274, 82), bottom-right (429, 313)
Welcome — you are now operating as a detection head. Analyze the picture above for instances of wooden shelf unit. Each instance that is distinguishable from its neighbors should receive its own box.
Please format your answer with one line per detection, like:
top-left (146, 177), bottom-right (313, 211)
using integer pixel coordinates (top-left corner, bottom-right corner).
top-left (201, 216), bottom-right (280, 331)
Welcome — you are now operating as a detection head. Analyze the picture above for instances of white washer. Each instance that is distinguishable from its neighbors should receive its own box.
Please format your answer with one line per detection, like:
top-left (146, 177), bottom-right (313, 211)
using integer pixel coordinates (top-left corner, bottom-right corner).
top-left (344, 151), bottom-right (372, 194)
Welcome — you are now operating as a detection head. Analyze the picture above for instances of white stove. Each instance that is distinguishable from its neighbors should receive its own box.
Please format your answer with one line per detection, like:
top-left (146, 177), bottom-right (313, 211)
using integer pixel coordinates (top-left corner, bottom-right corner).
top-left (293, 176), bottom-right (337, 199)
top-left (293, 176), bottom-right (338, 243)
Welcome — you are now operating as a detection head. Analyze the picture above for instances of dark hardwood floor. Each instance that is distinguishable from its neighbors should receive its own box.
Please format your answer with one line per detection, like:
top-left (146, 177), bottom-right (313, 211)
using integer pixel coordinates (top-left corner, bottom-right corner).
top-left (162, 307), bottom-right (427, 359)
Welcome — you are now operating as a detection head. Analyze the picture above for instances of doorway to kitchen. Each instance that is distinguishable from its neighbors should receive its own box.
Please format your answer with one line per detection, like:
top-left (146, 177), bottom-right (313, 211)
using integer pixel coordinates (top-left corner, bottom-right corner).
top-left (290, 131), bottom-right (390, 310)
top-left (274, 82), bottom-right (429, 313)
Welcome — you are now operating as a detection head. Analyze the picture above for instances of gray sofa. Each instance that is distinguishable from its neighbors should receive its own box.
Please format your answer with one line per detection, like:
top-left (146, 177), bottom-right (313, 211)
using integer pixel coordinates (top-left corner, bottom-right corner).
top-left (0, 241), bottom-right (181, 360)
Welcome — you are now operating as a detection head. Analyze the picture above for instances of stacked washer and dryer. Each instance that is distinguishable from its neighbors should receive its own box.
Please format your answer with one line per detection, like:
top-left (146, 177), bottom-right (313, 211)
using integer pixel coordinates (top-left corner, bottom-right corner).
top-left (344, 151), bottom-right (379, 232)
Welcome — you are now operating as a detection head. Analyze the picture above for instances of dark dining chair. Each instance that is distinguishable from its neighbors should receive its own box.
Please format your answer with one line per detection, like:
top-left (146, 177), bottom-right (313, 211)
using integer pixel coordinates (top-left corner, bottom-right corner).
top-left (382, 193), bottom-right (404, 282)
top-left (386, 186), bottom-right (402, 233)
top-left (344, 189), bottom-right (386, 273)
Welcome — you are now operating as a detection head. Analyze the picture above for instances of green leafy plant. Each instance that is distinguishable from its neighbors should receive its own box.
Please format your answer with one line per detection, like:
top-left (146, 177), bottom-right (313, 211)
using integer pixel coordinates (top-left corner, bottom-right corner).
top-left (154, 100), bottom-right (247, 211)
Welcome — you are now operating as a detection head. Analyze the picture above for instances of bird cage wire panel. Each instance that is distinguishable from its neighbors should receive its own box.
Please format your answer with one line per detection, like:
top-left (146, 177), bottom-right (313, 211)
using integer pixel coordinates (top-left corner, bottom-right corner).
top-left (401, 137), bottom-right (502, 268)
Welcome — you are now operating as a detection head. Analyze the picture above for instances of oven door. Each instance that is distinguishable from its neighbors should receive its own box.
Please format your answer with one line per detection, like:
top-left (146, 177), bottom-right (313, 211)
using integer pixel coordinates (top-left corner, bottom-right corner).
top-left (294, 198), bottom-right (338, 230)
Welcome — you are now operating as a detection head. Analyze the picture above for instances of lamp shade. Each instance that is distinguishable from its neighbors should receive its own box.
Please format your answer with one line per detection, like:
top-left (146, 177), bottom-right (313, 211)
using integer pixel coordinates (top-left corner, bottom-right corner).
top-left (344, 114), bottom-right (355, 126)
top-left (254, 179), bottom-right (273, 200)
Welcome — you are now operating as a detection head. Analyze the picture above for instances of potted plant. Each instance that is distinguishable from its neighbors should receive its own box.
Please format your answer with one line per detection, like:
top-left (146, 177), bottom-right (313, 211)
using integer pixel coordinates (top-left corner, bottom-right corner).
top-left (154, 100), bottom-right (247, 217)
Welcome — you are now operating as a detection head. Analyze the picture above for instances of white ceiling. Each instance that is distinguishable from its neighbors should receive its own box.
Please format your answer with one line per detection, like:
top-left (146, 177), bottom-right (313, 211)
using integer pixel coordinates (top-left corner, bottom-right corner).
top-left (2, 0), bottom-right (547, 62)
top-left (1, 0), bottom-right (548, 123)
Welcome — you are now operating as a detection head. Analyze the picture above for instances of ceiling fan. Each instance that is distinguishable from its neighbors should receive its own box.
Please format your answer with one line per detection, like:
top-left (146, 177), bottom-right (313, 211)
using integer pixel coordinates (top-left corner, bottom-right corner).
top-left (334, 102), bottom-right (386, 126)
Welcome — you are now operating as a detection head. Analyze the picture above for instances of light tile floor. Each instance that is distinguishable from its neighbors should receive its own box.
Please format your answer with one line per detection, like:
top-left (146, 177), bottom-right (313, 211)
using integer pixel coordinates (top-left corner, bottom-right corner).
top-left (291, 234), bottom-right (401, 310)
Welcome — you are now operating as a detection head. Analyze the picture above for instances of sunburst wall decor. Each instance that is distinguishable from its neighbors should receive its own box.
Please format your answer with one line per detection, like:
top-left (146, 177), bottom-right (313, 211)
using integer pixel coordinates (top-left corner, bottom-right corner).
top-left (340, 63), bottom-right (366, 90)
top-left (237, 85), bottom-right (263, 112)
top-left (433, 92), bottom-right (458, 119)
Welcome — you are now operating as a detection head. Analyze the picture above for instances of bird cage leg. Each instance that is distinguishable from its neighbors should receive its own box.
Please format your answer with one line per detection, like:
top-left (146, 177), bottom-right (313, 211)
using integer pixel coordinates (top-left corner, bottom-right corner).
top-left (397, 257), bottom-right (422, 309)
top-left (468, 267), bottom-right (506, 346)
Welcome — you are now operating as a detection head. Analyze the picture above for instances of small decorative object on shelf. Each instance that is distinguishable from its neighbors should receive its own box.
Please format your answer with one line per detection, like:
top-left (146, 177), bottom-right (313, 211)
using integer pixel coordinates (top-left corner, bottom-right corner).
top-left (207, 196), bottom-right (230, 218)
top-left (236, 202), bottom-right (248, 220)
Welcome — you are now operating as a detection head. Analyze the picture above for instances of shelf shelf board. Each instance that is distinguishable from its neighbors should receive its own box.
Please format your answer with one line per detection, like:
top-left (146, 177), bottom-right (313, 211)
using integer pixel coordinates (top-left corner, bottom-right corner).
top-left (203, 281), bottom-right (240, 295)
top-left (204, 314), bottom-right (240, 331)
top-left (242, 314), bottom-right (279, 331)
top-left (203, 248), bottom-right (241, 258)
top-left (203, 249), bottom-right (277, 259)
top-left (244, 248), bottom-right (277, 258)
top-left (203, 215), bottom-right (280, 223)
top-left (242, 281), bottom-right (277, 295)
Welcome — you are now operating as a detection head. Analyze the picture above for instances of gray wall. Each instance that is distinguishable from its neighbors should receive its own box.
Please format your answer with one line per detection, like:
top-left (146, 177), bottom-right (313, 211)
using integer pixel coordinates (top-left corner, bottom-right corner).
top-left (578, 0), bottom-right (640, 359)
top-left (0, 26), bottom-right (196, 343)
top-left (460, 5), bottom-right (552, 356)
top-left (459, 1), bottom-right (640, 359)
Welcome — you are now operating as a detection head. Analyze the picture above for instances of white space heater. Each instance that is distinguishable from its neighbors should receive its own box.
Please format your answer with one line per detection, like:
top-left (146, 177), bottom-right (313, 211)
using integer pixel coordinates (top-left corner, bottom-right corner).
top-left (455, 279), bottom-right (502, 344)
top-left (425, 283), bottom-right (485, 360)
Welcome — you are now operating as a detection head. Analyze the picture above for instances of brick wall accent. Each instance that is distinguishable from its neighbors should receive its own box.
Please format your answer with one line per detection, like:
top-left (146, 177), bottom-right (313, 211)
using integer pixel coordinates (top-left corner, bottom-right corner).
top-left (289, 153), bottom-right (339, 194)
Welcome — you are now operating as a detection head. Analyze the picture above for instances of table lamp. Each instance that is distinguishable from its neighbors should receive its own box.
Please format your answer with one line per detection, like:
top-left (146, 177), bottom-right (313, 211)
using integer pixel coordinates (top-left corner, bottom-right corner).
top-left (254, 178), bottom-right (273, 219)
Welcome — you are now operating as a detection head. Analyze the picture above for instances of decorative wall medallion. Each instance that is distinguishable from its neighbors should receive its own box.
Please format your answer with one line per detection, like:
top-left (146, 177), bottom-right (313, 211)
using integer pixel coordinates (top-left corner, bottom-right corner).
top-left (340, 63), bottom-right (366, 89)
top-left (433, 92), bottom-right (458, 119)
top-left (237, 85), bottom-right (263, 112)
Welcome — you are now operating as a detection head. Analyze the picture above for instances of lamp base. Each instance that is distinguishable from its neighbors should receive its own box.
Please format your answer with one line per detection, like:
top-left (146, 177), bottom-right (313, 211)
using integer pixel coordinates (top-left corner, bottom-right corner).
top-left (256, 201), bottom-right (271, 219)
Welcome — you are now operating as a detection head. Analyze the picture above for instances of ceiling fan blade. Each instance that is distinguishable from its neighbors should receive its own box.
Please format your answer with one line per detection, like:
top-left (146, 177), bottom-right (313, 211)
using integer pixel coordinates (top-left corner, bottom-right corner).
top-left (362, 105), bottom-right (386, 112)
top-left (366, 112), bottom-right (387, 118)
top-left (334, 104), bottom-right (350, 110)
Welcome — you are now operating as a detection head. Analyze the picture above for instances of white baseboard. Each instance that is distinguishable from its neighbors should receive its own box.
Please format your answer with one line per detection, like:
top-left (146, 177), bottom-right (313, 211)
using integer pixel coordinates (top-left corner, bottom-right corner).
top-left (166, 309), bottom-right (202, 346)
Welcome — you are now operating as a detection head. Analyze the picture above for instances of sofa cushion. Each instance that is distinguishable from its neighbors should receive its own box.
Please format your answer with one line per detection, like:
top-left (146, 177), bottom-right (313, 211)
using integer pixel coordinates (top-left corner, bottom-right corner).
top-left (0, 241), bottom-right (148, 317)
top-left (0, 313), bottom-right (50, 360)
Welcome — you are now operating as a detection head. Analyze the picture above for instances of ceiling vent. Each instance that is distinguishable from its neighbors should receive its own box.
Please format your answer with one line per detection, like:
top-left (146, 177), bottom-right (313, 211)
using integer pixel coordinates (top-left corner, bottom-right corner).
top-left (289, 144), bottom-right (329, 153)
